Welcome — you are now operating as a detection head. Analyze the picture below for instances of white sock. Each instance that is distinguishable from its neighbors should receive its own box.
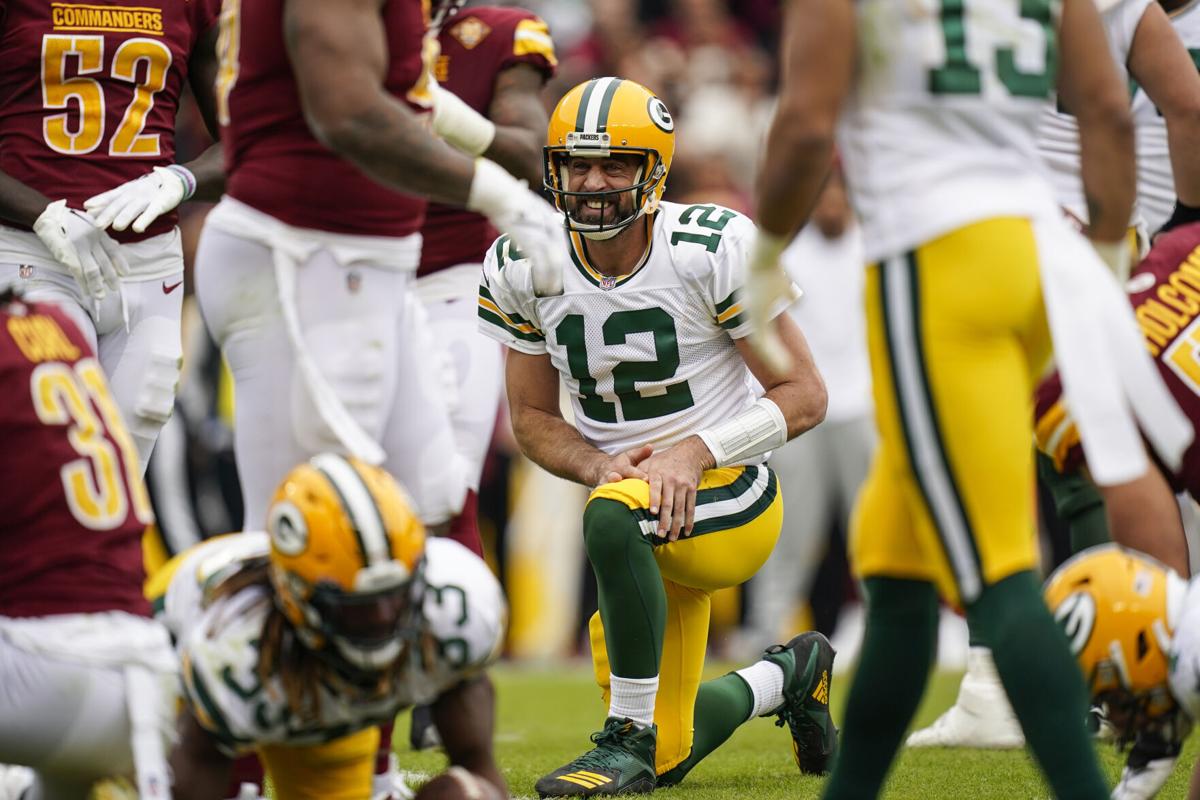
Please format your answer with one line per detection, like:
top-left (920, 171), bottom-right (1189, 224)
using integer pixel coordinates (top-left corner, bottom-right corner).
top-left (609, 674), bottom-right (658, 728)
top-left (735, 660), bottom-right (786, 718)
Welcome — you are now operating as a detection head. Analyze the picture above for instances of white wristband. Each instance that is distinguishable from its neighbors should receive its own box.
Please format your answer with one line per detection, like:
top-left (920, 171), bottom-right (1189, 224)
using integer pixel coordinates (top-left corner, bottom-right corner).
top-left (164, 164), bottom-right (197, 200)
top-left (697, 397), bottom-right (788, 468)
top-left (467, 158), bottom-right (525, 218)
top-left (432, 84), bottom-right (496, 157)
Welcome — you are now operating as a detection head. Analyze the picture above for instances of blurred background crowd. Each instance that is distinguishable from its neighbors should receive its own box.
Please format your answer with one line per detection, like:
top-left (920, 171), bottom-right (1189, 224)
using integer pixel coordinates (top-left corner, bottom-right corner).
top-left (156, 0), bottom-right (960, 676)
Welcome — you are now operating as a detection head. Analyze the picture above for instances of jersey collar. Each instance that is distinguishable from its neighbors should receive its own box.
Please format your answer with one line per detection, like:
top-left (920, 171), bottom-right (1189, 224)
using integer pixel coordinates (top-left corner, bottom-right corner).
top-left (568, 214), bottom-right (655, 289)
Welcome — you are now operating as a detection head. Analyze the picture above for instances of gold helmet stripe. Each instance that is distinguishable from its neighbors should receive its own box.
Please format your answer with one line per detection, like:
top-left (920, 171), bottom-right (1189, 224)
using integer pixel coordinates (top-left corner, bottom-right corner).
top-left (311, 454), bottom-right (390, 568)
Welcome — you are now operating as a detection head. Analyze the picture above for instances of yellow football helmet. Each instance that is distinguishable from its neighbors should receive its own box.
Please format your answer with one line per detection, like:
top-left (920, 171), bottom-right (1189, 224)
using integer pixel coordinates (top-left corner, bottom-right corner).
top-left (1043, 544), bottom-right (1187, 737)
top-left (266, 454), bottom-right (426, 672)
top-left (544, 77), bottom-right (675, 239)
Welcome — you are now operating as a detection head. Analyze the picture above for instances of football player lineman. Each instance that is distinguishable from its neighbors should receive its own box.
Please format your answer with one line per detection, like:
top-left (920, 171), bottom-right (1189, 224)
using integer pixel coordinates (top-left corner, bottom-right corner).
top-left (156, 454), bottom-right (507, 800)
top-left (478, 78), bottom-right (833, 797)
top-left (0, 0), bottom-right (224, 472)
top-left (1044, 545), bottom-right (1200, 799)
top-left (744, 0), bottom-right (1190, 796)
top-left (193, 0), bottom-right (569, 540)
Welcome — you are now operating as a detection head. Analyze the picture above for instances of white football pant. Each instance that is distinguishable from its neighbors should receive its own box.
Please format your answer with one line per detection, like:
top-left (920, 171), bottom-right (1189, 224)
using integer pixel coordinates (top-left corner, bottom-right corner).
top-left (0, 228), bottom-right (184, 474)
top-left (0, 613), bottom-right (177, 800)
top-left (195, 199), bottom-right (471, 529)
top-left (413, 263), bottom-right (503, 490)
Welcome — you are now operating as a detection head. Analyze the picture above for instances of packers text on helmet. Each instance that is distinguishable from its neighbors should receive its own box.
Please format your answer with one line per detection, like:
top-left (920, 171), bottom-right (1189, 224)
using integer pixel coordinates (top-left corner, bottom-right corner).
top-left (544, 77), bottom-right (675, 239)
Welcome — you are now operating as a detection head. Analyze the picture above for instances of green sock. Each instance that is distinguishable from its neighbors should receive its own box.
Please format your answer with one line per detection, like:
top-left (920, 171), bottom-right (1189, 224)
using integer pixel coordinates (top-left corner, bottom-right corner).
top-left (1037, 451), bottom-right (1110, 553)
top-left (967, 570), bottom-right (1108, 799)
top-left (821, 578), bottom-right (937, 800)
top-left (583, 498), bottom-right (666, 678)
top-left (657, 674), bottom-right (754, 786)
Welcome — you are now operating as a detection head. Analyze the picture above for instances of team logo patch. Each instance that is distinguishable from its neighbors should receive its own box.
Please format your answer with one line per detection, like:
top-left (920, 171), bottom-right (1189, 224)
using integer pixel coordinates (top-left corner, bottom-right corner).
top-left (347, 270), bottom-right (362, 293)
top-left (268, 501), bottom-right (309, 556)
top-left (647, 97), bottom-right (674, 133)
top-left (451, 17), bottom-right (491, 49)
top-left (599, 275), bottom-right (618, 290)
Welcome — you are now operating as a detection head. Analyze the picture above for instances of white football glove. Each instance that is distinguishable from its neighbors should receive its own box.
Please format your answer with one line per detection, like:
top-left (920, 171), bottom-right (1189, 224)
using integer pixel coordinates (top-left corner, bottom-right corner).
top-left (431, 83), bottom-right (496, 157)
top-left (467, 158), bottom-right (565, 297)
top-left (744, 229), bottom-right (794, 374)
top-left (84, 165), bottom-right (195, 234)
top-left (1111, 757), bottom-right (1177, 800)
top-left (33, 199), bottom-right (128, 300)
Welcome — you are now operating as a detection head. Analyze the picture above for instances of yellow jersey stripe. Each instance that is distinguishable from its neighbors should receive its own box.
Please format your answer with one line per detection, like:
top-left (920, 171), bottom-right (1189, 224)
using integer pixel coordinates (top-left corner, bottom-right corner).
top-left (478, 297), bottom-right (540, 334)
top-left (716, 303), bottom-right (743, 324)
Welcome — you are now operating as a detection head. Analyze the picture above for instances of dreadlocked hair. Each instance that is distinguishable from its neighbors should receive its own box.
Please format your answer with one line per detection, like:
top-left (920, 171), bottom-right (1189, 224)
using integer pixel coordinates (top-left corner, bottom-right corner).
top-left (204, 555), bottom-right (441, 724)
top-left (205, 556), bottom-right (326, 723)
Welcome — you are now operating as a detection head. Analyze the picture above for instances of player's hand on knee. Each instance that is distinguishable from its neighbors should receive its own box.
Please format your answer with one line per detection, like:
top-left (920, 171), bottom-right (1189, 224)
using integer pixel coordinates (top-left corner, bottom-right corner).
top-left (591, 444), bottom-right (652, 487)
top-left (643, 437), bottom-right (711, 541)
top-left (85, 166), bottom-right (195, 234)
top-left (33, 199), bottom-right (128, 300)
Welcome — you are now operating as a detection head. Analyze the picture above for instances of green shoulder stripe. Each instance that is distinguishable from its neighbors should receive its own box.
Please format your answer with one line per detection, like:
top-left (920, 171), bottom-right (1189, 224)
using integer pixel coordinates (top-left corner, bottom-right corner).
top-left (719, 312), bottom-right (746, 331)
top-left (478, 306), bottom-right (545, 343)
top-left (184, 657), bottom-right (253, 749)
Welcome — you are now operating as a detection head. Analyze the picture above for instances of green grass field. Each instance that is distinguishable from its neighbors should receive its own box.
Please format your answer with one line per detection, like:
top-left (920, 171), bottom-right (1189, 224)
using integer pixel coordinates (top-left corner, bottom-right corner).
top-left (394, 663), bottom-right (1200, 799)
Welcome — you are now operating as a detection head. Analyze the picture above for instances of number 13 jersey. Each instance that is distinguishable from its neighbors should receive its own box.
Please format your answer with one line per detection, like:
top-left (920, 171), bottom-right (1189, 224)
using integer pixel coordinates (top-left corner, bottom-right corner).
top-left (840, 0), bottom-right (1062, 261)
top-left (0, 0), bottom-right (220, 239)
top-left (477, 202), bottom-right (799, 460)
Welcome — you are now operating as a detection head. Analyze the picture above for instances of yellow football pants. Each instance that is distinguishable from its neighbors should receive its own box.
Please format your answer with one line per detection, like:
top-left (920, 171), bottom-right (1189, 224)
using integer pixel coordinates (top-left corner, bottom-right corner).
top-left (587, 465), bottom-right (782, 772)
top-left (258, 727), bottom-right (377, 800)
top-left (852, 217), bottom-right (1053, 607)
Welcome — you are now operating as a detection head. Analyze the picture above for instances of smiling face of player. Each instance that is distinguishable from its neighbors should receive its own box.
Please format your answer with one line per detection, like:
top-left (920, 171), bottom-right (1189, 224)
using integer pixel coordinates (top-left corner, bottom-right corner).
top-left (563, 153), bottom-right (642, 230)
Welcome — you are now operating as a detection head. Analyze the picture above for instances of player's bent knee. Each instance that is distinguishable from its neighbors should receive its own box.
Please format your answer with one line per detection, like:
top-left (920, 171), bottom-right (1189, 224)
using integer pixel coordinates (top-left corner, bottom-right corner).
top-left (583, 497), bottom-right (646, 566)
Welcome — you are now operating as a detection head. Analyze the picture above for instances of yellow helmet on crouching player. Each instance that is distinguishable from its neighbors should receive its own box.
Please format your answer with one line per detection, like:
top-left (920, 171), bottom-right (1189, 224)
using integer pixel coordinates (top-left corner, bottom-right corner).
top-left (544, 77), bottom-right (675, 240)
top-left (266, 454), bottom-right (426, 673)
top-left (1043, 544), bottom-right (1187, 739)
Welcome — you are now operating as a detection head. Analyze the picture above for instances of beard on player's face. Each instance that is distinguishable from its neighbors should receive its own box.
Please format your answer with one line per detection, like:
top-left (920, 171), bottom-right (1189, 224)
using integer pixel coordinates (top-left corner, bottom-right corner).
top-left (563, 154), bottom-right (641, 227)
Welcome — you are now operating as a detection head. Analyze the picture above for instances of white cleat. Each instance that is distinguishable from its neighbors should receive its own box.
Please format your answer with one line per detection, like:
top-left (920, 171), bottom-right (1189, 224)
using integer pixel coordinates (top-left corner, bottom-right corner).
top-left (906, 646), bottom-right (1025, 749)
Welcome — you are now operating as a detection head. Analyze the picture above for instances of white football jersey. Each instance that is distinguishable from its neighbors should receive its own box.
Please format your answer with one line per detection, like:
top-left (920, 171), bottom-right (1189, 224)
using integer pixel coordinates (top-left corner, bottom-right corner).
top-left (478, 201), bottom-right (798, 459)
top-left (839, 0), bottom-right (1062, 262)
top-left (1037, 0), bottom-right (1151, 223)
top-left (1170, 573), bottom-right (1200, 719)
top-left (162, 534), bottom-right (505, 754)
top-left (1131, 0), bottom-right (1200, 232)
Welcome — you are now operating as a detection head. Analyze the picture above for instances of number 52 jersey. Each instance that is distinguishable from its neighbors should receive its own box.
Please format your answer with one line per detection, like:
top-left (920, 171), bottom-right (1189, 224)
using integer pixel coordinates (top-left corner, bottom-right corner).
top-left (477, 201), bottom-right (800, 459)
top-left (0, 0), bottom-right (220, 238)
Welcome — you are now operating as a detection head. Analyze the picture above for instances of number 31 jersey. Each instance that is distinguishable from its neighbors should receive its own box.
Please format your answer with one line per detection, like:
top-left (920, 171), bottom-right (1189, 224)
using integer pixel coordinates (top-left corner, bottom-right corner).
top-left (477, 201), bottom-right (799, 460)
top-left (840, 0), bottom-right (1062, 262)
top-left (0, 0), bottom-right (220, 238)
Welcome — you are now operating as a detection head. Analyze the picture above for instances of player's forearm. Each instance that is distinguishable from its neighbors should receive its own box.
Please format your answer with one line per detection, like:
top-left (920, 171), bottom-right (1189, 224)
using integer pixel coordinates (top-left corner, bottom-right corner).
top-left (512, 405), bottom-right (609, 486)
top-left (481, 126), bottom-right (543, 187)
top-left (755, 107), bottom-right (836, 238)
top-left (762, 374), bottom-right (827, 441)
top-left (181, 143), bottom-right (226, 204)
top-left (313, 99), bottom-right (476, 206)
top-left (0, 170), bottom-right (54, 226)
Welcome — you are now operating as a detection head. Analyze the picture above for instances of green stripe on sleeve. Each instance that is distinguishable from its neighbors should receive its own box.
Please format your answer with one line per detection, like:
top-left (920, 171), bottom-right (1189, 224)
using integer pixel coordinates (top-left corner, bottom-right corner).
top-left (478, 307), bottom-right (545, 342)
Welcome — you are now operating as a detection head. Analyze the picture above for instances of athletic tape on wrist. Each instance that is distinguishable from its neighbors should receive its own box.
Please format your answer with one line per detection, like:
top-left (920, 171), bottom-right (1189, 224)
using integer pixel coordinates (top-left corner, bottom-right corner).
top-left (697, 397), bottom-right (788, 468)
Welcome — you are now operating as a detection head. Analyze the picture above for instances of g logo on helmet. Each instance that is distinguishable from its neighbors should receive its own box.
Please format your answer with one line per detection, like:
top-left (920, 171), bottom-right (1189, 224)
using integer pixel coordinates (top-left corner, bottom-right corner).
top-left (268, 501), bottom-right (309, 556)
top-left (1054, 591), bottom-right (1097, 656)
top-left (647, 97), bottom-right (673, 133)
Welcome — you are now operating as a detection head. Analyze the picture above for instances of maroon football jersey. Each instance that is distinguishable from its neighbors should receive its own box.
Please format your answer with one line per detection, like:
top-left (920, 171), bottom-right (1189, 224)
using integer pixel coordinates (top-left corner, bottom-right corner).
top-left (0, 0), bottom-right (220, 241)
top-left (417, 6), bottom-right (556, 276)
top-left (1034, 221), bottom-right (1200, 497)
top-left (220, 0), bottom-right (429, 237)
top-left (0, 295), bottom-right (154, 618)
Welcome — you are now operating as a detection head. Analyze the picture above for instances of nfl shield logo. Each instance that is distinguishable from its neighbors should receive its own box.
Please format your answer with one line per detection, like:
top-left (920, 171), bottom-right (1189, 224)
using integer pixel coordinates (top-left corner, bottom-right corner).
top-left (18, 265), bottom-right (33, 279)
top-left (599, 276), bottom-right (618, 291)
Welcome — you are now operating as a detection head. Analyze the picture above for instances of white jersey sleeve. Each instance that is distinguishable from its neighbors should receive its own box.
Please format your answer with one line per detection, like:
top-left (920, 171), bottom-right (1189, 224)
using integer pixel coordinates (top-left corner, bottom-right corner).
top-left (159, 533), bottom-right (271, 641)
top-left (478, 234), bottom-right (548, 355)
top-left (1169, 576), bottom-right (1200, 720)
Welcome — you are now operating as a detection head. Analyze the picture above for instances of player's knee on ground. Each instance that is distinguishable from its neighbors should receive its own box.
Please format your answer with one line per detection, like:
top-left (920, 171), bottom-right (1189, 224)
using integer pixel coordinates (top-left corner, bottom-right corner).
top-left (583, 495), bottom-right (649, 572)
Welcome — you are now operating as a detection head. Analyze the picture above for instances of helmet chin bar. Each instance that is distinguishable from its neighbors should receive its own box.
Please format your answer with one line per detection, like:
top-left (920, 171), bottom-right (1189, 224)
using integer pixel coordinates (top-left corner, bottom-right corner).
top-left (546, 152), bottom-right (664, 239)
